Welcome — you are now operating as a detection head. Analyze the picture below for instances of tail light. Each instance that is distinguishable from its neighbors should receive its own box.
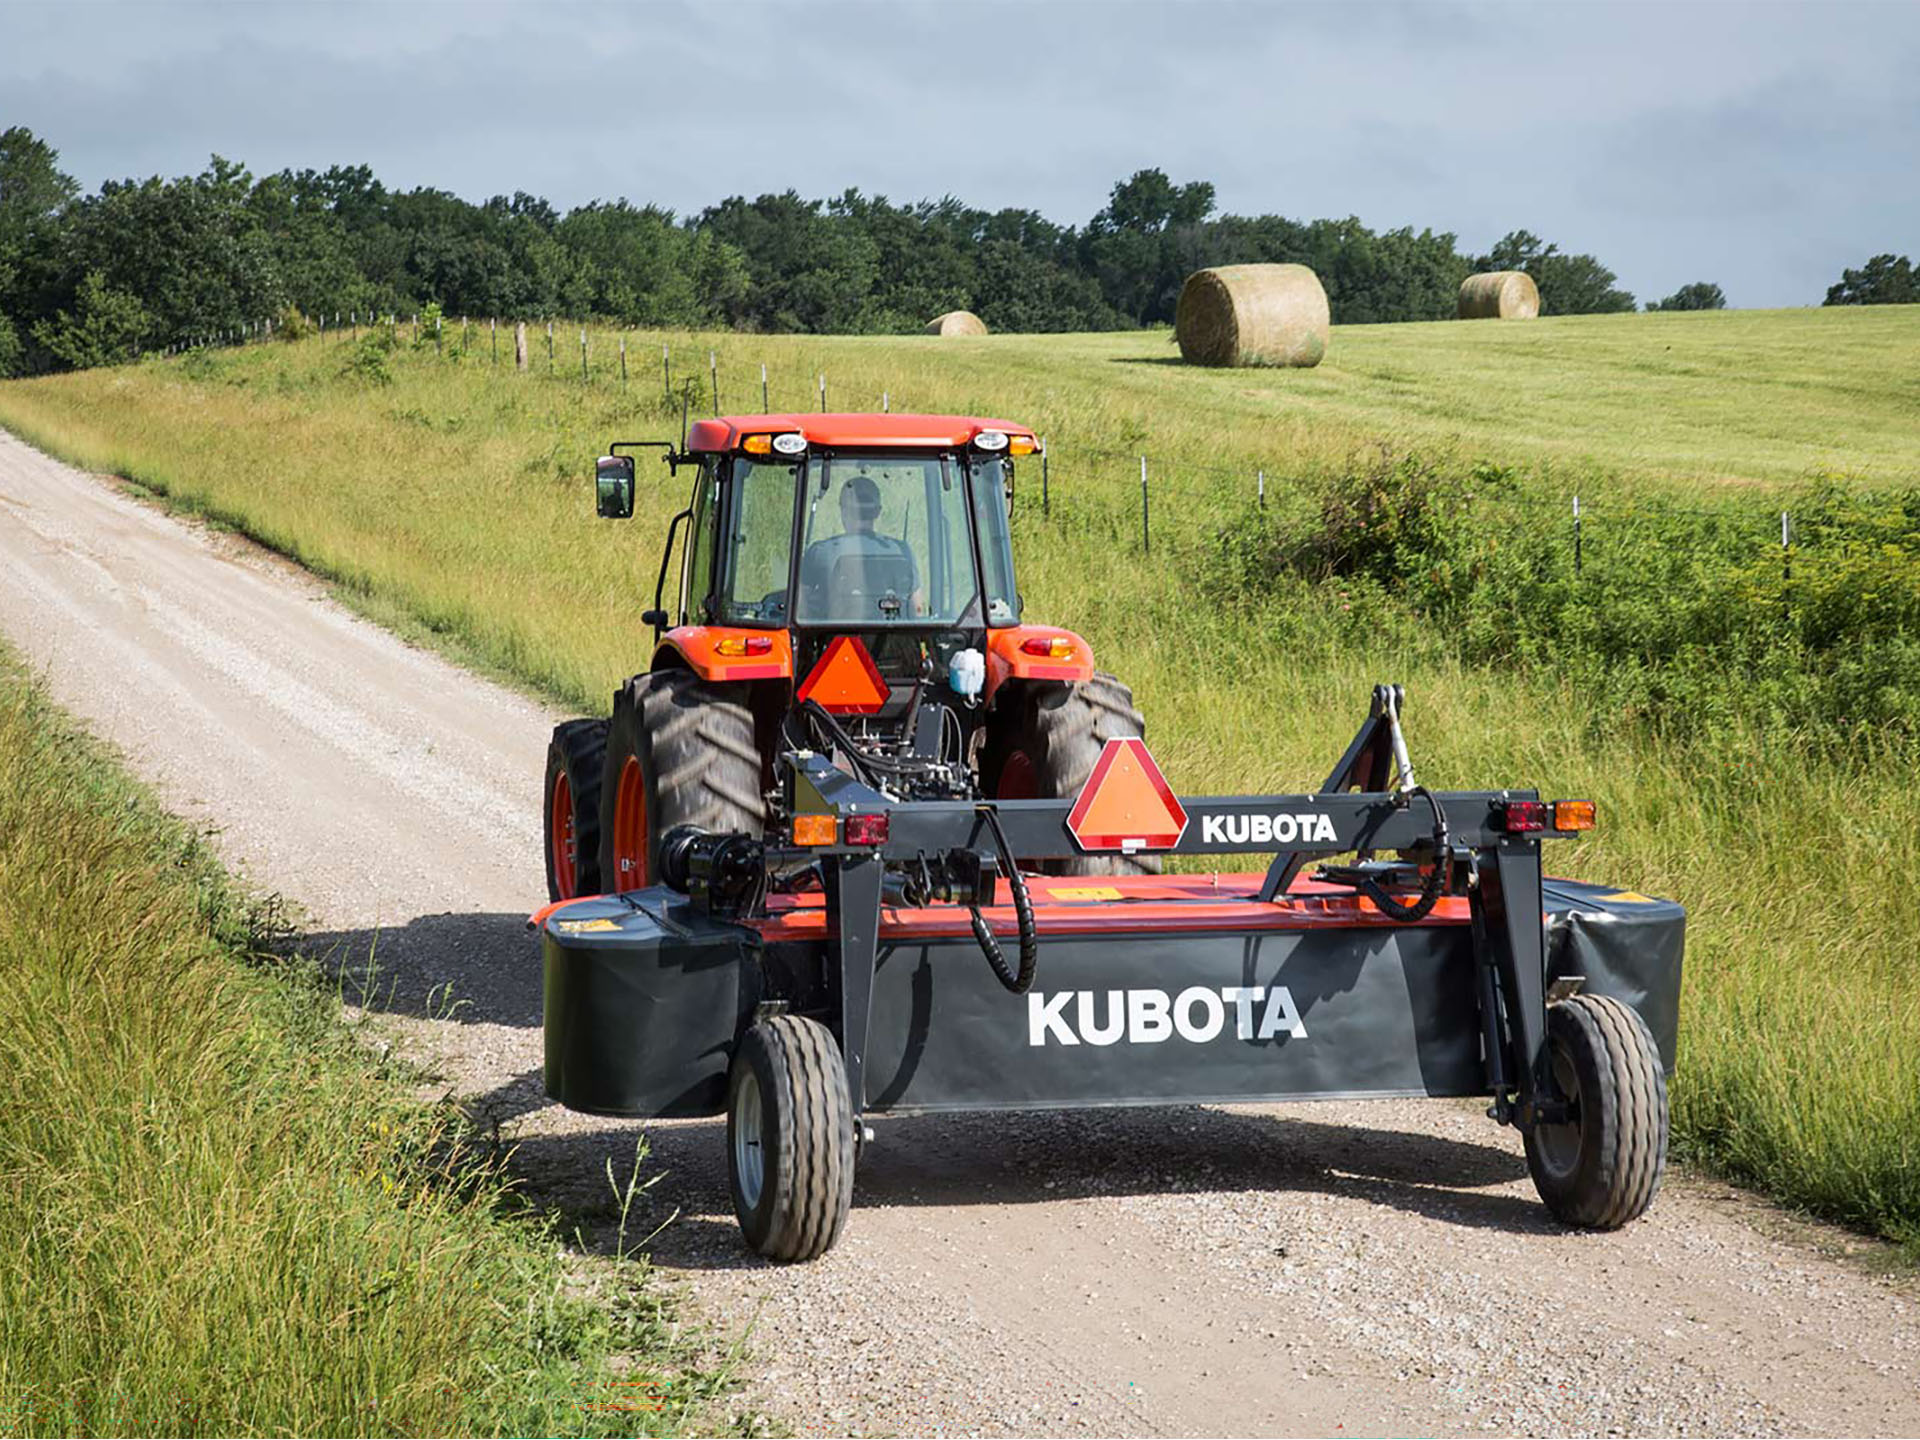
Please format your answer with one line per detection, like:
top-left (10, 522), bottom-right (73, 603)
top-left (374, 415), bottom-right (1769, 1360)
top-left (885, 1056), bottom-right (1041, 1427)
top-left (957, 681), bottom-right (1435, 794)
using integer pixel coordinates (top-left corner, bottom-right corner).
top-left (1020, 635), bottom-right (1076, 660)
top-left (1495, 799), bottom-right (1597, 834)
top-left (792, 815), bottom-right (836, 846)
top-left (715, 635), bottom-right (774, 657)
top-left (845, 813), bottom-right (890, 847)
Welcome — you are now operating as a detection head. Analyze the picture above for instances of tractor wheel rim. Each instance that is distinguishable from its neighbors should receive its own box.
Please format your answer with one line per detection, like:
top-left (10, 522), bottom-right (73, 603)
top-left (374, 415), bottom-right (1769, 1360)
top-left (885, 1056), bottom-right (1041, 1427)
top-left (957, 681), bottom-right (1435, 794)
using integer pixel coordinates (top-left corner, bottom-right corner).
top-left (1534, 1047), bottom-right (1584, 1180)
top-left (733, 1070), bottom-right (765, 1210)
top-left (997, 749), bottom-right (1039, 800)
top-left (613, 756), bottom-right (647, 892)
top-left (549, 770), bottom-right (576, 897)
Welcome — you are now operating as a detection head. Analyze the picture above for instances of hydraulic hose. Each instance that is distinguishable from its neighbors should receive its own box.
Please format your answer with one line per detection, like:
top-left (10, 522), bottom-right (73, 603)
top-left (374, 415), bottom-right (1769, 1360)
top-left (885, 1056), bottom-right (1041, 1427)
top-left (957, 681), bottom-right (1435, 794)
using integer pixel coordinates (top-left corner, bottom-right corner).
top-left (970, 803), bottom-right (1038, 993)
top-left (1356, 784), bottom-right (1451, 924)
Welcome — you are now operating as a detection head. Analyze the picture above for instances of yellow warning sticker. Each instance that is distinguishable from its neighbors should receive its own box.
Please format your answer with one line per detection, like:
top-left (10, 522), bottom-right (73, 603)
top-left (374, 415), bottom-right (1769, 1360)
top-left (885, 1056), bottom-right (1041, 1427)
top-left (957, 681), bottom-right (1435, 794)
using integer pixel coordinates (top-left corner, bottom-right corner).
top-left (555, 917), bottom-right (622, 933)
top-left (1605, 892), bottom-right (1657, 905)
top-left (1050, 886), bottom-right (1124, 902)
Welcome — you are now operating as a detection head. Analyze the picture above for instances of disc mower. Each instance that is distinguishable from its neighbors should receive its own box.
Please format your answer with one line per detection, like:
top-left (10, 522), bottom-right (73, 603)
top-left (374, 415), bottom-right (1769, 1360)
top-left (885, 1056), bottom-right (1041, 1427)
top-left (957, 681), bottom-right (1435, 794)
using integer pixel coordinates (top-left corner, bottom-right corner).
top-left (538, 414), bottom-right (1684, 1261)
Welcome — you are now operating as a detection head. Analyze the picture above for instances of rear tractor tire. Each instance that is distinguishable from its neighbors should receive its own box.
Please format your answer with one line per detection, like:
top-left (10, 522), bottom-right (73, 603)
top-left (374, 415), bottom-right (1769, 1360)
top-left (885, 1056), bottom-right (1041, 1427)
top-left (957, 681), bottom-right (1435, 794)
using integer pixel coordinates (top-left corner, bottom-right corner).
top-left (984, 671), bottom-right (1160, 876)
top-left (1524, 994), bottom-right (1668, 1229)
top-left (598, 669), bottom-right (766, 893)
top-left (726, 1015), bottom-right (856, 1261)
top-left (544, 718), bottom-right (608, 901)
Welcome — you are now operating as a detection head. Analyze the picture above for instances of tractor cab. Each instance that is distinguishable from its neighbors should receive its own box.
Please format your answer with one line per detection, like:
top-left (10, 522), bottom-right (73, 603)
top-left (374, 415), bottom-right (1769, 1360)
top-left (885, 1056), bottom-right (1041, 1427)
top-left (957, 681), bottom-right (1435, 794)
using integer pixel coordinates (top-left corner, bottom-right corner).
top-left (555, 413), bottom-right (1146, 904)
top-left (601, 414), bottom-right (1032, 705)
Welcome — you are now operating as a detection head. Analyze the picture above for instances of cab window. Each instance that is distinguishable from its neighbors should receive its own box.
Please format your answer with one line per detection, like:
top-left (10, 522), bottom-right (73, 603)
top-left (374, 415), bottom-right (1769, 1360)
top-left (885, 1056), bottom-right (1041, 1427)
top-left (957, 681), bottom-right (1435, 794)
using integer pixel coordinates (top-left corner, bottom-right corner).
top-left (680, 459), bottom-right (720, 623)
top-left (719, 456), bottom-right (801, 624)
top-left (794, 454), bottom-right (979, 625)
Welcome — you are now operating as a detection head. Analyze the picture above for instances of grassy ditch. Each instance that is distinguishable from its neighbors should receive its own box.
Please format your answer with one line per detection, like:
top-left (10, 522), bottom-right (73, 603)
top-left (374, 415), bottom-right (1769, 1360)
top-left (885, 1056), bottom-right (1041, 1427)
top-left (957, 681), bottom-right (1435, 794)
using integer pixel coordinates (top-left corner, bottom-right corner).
top-left (0, 311), bottom-right (1916, 1253)
top-left (0, 662), bottom-right (742, 1436)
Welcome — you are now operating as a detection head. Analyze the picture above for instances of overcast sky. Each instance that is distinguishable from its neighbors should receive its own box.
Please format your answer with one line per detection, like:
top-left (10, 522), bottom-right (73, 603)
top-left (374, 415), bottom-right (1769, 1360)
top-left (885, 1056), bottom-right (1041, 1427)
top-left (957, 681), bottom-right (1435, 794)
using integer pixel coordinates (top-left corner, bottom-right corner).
top-left (4, 0), bottom-right (1914, 308)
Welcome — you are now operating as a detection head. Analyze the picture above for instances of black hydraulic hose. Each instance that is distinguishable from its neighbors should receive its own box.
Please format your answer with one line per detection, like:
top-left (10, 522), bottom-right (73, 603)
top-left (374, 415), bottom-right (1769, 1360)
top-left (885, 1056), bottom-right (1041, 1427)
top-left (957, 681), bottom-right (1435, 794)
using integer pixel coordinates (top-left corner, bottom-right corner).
top-left (1357, 784), bottom-right (1450, 923)
top-left (970, 804), bottom-right (1038, 993)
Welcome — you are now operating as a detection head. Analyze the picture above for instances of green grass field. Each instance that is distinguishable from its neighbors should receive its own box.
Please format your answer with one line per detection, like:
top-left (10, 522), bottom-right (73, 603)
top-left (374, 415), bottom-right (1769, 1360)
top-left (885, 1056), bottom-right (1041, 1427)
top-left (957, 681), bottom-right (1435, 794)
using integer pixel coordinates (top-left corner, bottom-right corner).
top-left (0, 305), bottom-right (1916, 1256)
top-left (0, 658), bottom-right (742, 1436)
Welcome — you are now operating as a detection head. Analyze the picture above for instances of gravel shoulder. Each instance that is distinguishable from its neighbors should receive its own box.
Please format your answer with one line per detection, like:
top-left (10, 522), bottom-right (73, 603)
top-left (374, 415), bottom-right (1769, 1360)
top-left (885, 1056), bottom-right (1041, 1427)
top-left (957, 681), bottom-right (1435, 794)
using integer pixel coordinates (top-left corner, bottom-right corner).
top-left (1, 426), bottom-right (1913, 1438)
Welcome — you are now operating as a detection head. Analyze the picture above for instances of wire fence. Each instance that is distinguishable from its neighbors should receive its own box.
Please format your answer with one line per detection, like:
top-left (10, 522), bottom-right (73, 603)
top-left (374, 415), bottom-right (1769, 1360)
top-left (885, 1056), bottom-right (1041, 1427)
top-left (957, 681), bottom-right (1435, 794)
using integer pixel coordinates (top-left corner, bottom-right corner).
top-left (169, 313), bottom-right (1910, 597)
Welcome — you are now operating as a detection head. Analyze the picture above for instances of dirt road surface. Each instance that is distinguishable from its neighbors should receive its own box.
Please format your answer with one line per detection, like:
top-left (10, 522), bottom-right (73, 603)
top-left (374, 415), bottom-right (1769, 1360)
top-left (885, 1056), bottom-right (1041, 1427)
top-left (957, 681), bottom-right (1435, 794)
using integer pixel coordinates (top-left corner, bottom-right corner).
top-left (2, 426), bottom-right (1914, 1437)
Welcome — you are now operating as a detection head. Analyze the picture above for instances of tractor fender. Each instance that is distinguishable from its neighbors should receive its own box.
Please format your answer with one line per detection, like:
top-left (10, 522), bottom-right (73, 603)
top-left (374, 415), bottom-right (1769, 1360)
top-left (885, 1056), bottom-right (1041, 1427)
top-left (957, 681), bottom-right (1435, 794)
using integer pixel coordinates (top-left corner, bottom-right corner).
top-left (653, 626), bottom-right (793, 684)
top-left (985, 625), bottom-right (1094, 704)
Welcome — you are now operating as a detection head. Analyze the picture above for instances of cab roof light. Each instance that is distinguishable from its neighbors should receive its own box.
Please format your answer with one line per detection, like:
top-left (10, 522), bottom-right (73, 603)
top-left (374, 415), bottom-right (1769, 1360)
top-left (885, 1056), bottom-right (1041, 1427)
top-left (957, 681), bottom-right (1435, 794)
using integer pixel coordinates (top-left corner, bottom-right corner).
top-left (741, 432), bottom-right (807, 457)
top-left (1007, 434), bottom-right (1038, 456)
top-left (792, 814), bottom-right (837, 846)
top-left (974, 430), bottom-right (1009, 452)
top-left (1020, 635), bottom-right (1076, 660)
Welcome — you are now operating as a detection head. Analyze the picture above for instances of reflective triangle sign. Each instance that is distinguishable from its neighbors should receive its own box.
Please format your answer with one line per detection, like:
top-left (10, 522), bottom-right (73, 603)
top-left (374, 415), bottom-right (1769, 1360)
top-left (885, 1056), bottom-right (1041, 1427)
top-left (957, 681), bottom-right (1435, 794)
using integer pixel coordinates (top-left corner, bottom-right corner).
top-left (1066, 737), bottom-right (1187, 852)
top-left (796, 635), bottom-right (889, 715)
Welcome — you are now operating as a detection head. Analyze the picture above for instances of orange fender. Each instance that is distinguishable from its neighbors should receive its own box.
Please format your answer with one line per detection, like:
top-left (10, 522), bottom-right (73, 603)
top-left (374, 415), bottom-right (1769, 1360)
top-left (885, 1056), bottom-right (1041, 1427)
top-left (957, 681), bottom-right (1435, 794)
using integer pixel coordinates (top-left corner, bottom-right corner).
top-left (985, 625), bottom-right (1094, 703)
top-left (655, 626), bottom-right (793, 683)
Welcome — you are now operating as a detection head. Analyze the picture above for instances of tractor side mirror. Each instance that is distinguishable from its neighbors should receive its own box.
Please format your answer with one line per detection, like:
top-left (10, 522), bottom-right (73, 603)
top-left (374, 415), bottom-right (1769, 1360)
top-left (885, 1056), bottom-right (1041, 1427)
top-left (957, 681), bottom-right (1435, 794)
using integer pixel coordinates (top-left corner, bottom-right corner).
top-left (596, 455), bottom-right (635, 519)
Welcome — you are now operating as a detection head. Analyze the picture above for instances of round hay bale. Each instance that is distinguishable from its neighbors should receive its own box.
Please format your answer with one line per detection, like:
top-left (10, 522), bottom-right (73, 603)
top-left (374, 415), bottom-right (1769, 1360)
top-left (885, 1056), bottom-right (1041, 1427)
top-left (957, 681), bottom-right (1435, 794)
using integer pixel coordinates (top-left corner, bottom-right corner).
top-left (924, 310), bottom-right (988, 337)
top-left (1457, 270), bottom-right (1540, 320)
top-left (1174, 264), bottom-right (1330, 368)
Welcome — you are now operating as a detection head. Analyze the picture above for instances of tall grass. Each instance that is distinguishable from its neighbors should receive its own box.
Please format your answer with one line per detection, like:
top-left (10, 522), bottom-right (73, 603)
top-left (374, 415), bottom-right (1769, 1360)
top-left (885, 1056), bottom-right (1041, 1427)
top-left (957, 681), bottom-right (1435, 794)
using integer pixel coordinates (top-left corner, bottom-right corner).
top-left (0, 663), bottom-right (738, 1436)
top-left (1, 310), bottom-right (1917, 1252)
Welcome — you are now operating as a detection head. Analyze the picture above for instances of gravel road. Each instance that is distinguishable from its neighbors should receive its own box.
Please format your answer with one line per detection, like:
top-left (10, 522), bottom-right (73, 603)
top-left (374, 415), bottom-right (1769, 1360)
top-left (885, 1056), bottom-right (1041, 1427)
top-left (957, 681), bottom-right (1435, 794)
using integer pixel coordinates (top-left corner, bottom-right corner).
top-left (2, 426), bottom-right (1914, 1437)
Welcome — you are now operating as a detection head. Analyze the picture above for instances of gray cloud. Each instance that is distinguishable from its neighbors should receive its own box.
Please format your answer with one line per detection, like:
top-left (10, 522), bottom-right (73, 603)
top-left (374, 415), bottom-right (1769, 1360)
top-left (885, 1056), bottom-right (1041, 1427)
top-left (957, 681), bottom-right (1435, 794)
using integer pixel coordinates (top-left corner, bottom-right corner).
top-left (2, 0), bottom-right (1914, 306)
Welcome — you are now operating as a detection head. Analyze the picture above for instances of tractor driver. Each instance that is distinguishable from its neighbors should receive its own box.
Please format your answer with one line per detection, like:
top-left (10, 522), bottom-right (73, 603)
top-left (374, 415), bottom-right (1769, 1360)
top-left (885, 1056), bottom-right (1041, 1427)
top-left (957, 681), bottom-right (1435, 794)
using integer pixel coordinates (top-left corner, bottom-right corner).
top-left (799, 474), bottom-right (926, 618)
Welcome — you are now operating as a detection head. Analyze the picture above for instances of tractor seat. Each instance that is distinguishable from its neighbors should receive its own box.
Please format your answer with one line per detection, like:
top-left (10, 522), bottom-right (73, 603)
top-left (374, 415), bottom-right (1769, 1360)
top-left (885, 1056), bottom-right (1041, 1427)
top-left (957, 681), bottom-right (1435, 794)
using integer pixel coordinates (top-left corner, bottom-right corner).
top-left (825, 549), bottom-right (916, 618)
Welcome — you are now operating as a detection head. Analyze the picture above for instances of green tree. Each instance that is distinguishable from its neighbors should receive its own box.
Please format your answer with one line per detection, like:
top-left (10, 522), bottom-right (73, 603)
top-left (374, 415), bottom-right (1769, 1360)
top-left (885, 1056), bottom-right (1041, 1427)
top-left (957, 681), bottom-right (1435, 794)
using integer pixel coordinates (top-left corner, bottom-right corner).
top-left (1081, 169), bottom-right (1217, 323)
top-left (1647, 282), bottom-right (1727, 312)
top-left (1478, 230), bottom-right (1635, 314)
top-left (1824, 254), bottom-right (1915, 306)
top-left (31, 269), bottom-right (152, 368)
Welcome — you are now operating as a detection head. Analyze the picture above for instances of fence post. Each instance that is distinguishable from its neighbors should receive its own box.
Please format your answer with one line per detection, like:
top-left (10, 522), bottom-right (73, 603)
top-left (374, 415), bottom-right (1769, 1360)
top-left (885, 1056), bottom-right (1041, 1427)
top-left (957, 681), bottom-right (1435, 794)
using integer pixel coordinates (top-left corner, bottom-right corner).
top-left (761, 363), bottom-right (769, 412)
top-left (581, 328), bottom-right (588, 382)
top-left (882, 391), bottom-right (889, 413)
top-left (435, 314), bottom-right (442, 354)
top-left (619, 336), bottom-right (628, 386)
top-left (546, 321), bottom-right (554, 371)
top-left (1257, 469), bottom-right (1265, 509)
top-left (662, 345), bottom-right (671, 400)
top-left (1041, 439), bottom-right (1049, 519)
top-left (710, 350), bottom-right (719, 414)
top-left (1140, 455), bottom-right (1150, 555)
top-left (1573, 495), bottom-right (1582, 576)
top-left (514, 321), bottom-right (528, 372)
top-left (819, 373), bottom-right (826, 412)
top-left (1782, 511), bottom-right (1791, 585)
top-left (491, 317), bottom-right (497, 365)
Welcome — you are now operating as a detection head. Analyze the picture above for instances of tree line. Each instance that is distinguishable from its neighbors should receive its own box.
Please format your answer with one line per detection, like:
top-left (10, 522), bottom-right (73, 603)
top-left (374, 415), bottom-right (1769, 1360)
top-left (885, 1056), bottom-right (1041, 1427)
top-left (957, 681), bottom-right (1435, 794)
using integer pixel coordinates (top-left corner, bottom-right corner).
top-left (11, 123), bottom-right (1898, 381)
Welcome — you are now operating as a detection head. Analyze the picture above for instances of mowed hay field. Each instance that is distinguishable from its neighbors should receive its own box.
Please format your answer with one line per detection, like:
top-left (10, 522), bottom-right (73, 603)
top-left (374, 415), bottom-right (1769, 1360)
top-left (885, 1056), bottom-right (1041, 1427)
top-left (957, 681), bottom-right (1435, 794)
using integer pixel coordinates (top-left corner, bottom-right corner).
top-left (1, 304), bottom-right (1917, 1252)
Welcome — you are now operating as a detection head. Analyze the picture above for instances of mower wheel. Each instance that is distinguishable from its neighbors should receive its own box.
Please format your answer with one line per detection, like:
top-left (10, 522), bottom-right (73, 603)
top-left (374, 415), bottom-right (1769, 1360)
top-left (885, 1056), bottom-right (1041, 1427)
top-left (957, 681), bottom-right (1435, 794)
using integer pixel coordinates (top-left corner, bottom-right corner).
top-left (985, 671), bottom-right (1160, 876)
top-left (726, 1015), bottom-right (856, 1261)
top-left (1525, 994), bottom-right (1668, 1229)
top-left (544, 718), bottom-right (609, 901)
top-left (599, 670), bottom-right (765, 893)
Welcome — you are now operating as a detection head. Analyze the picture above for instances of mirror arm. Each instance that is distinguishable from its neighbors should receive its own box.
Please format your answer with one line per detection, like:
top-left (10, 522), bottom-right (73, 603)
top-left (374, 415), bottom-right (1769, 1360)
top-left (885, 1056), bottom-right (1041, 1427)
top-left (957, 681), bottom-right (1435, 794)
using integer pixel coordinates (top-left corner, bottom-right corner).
top-left (652, 509), bottom-right (690, 636)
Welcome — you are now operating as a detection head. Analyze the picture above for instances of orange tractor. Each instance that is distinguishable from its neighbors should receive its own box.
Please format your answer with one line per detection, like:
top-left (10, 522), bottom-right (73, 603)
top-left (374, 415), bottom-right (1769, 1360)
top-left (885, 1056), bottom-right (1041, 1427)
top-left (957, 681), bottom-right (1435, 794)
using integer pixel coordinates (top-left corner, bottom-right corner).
top-left (544, 413), bottom-right (1149, 901)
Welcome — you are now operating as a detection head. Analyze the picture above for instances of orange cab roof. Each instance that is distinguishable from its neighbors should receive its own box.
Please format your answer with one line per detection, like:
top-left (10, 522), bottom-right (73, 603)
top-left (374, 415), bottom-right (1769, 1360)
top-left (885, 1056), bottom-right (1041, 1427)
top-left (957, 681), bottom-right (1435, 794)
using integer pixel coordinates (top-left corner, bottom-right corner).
top-left (685, 412), bottom-right (1033, 453)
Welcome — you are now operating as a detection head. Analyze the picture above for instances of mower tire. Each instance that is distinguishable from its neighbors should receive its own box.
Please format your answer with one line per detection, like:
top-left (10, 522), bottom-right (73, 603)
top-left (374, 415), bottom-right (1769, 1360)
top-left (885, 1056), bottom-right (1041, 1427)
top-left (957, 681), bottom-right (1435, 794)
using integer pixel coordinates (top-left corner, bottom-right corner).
top-left (1525, 994), bottom-right (1668, 1229)
top-left (544, 718), bottom-right (609, 901)
top-left (726, 1015), bottom-right (856, 1261)
top-left (599, 669), bottom-right (765, 892)
top-left (985, 671), bottom-right (1160, 876)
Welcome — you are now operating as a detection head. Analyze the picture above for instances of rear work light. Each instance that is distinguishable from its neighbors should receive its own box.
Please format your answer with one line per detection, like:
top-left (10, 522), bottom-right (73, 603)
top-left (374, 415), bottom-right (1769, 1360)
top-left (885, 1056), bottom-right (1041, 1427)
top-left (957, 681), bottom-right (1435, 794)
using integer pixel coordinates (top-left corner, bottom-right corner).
top-left (1020, 635), bottom-right (1076, 660)
top-left (974, 430), bottom-right (1009, 452)
top-left (1496, 799), bottom-right (1598, 834)
top-left (792, 814), bottom-right (836, 846)
top-left (844, 813), bottom-right (890, 847)
top-left (714, 635), bottom-right (774, 657)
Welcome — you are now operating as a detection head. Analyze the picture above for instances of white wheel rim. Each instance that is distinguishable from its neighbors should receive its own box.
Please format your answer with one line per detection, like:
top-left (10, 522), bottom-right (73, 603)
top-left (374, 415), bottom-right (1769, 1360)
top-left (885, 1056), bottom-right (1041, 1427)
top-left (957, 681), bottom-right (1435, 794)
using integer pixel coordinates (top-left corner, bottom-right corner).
top-left (734, 1069), bottom-right (766, 1210)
